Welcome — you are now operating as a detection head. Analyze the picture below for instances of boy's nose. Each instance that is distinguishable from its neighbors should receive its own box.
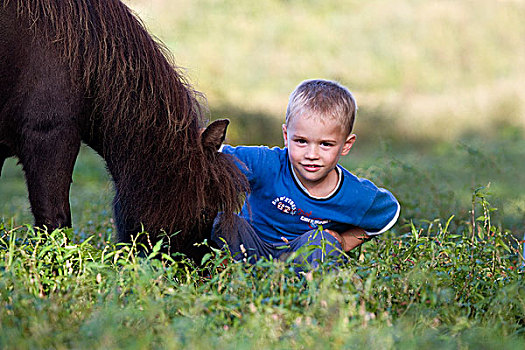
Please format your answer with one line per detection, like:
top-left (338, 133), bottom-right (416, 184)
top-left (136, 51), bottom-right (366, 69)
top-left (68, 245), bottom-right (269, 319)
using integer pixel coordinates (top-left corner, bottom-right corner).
top-left (305, 145), bottom-right (320, 159)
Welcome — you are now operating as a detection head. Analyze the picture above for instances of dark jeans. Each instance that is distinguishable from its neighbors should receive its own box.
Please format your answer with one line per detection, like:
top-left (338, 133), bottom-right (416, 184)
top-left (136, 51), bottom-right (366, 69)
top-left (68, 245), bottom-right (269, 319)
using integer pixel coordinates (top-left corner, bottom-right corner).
top-left (211, 214), bottom-right (345, 271)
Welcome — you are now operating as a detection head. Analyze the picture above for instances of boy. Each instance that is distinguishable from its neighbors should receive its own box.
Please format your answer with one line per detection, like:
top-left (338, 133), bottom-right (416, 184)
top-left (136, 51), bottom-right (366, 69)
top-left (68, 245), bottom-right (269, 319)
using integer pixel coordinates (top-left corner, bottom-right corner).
top-left (212, 79), bottom-right (400, 269)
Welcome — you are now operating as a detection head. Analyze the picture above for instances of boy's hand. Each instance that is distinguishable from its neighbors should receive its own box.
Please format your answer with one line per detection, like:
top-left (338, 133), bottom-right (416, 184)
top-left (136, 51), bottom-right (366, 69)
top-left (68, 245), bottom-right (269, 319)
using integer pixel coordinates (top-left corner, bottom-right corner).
top-left (325, 229), bottom-right (346, 250)
top-left (325, 227), bottom-right (369, 252)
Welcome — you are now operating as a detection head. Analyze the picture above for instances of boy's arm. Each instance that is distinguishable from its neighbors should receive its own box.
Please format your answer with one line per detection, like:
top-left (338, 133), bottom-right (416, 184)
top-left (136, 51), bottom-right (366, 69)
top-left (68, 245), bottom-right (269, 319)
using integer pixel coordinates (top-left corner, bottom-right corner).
top-left (326, 227), bottom-right (370, 252)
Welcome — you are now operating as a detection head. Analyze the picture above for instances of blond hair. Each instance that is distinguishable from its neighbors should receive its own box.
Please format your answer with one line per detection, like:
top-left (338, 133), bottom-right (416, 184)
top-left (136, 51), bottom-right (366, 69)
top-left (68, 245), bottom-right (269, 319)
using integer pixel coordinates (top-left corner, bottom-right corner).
top-left (285, 79), bottom-right (357, 135)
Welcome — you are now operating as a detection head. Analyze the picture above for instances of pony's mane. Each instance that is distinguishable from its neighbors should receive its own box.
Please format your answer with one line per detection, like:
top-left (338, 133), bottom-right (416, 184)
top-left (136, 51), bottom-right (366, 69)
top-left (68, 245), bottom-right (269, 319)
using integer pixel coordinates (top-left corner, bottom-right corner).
top-left (10, 0), bottom-right (248, 246)
top-left (12, 0), bottom-right (202, 145)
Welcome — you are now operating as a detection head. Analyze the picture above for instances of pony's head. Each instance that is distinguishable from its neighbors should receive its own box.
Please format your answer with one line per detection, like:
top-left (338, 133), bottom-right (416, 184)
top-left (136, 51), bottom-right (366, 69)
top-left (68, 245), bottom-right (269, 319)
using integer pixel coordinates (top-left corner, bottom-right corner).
top-left (196, 118), bottom-right (249, 234)
top-left (114, 118), bottom-right (249, 258)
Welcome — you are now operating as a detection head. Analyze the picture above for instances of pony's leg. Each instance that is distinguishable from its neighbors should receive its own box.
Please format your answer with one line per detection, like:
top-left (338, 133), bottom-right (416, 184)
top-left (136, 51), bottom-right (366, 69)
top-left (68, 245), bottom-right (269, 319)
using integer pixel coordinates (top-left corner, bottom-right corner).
top-left (113, 191), bottom-right (132, 243)
top-left (112, 191), bottom-right (143, 245)
top-left (19, 126), bottom-right (81, 230)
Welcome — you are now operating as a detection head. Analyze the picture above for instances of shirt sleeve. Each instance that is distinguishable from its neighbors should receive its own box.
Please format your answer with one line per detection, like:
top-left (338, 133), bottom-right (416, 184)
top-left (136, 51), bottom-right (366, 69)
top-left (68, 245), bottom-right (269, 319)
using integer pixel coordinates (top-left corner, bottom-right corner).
top-left (220, 145), bottom-right (272, 187)
top-left (358, 188), bottom-right (400, 236)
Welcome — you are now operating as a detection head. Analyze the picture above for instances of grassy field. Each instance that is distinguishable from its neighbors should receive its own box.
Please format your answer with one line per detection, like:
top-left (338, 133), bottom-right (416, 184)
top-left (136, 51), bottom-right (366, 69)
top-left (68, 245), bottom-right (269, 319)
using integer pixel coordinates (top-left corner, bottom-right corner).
top-left (1, 0), bottom-right (525, 348)
top-left (1, 137), bottom-right (524, 348)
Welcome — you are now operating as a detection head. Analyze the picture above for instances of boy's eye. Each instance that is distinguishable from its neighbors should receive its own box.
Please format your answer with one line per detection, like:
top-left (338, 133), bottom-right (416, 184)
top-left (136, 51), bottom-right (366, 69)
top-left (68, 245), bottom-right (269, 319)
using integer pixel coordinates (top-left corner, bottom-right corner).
top-left (295, 139), bottom-right (307, 144)
top-left (322, 142), bottom-right (334, 147)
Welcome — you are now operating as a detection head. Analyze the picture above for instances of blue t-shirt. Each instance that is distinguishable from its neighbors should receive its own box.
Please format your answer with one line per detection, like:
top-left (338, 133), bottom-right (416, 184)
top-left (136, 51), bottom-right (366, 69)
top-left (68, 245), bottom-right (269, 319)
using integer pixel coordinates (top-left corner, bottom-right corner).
top-left (222, 145), bottom-right (400, 244)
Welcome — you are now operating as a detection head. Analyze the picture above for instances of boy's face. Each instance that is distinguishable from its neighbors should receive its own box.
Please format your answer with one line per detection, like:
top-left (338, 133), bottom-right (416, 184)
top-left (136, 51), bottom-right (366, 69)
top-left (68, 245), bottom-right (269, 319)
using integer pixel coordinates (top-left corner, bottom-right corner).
top-left (283, 114), bottom-right (356, 197)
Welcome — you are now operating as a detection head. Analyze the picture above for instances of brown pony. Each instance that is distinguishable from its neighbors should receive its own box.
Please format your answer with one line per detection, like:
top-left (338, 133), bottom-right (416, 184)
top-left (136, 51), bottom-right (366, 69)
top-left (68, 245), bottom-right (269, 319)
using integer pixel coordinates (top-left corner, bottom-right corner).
top-left (0, 0), bottom-right (248, 259)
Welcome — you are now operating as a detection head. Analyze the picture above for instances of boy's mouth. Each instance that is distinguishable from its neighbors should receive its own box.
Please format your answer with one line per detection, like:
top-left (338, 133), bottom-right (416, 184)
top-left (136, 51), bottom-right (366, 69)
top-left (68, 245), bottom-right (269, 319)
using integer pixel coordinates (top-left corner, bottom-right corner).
top-left (301, 164), bottom-right (322, 172)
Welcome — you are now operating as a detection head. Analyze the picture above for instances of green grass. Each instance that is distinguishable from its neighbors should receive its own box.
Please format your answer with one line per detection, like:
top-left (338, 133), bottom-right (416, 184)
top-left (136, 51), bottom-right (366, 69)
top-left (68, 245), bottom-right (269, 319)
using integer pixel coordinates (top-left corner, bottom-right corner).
top-left (0, 206), bottom-right (523, 349)
top-left (1, 136), bottom-right (524, 348)
top-left (345, 133), bottom-right (525, 234)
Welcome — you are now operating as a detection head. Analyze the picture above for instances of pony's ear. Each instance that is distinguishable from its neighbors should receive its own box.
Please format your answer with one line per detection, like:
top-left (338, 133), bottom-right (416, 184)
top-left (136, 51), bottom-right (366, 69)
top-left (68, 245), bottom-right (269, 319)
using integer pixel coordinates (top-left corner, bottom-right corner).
top-left (201, 119), bottom-right (230, 152)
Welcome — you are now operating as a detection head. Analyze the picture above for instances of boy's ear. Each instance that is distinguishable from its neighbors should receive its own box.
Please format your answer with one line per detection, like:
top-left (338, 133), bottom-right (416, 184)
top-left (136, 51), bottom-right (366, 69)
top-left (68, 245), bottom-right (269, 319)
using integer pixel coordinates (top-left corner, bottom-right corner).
top-left (282, 124), bottom-right (288, 147)
top-left (341, 134), bottom-right (356, 156)
top-left (201, 119), bottom-right (229, 151)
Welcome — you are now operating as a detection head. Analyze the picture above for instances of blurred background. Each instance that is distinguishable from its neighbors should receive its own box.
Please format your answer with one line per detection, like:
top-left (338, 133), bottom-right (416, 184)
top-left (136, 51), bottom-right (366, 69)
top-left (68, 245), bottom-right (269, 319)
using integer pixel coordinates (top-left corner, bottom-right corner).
top-left (1, 0), bottom-right (524, 236)
top-left (129, 0), bottom-right (525, 146)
